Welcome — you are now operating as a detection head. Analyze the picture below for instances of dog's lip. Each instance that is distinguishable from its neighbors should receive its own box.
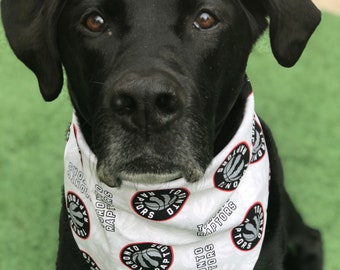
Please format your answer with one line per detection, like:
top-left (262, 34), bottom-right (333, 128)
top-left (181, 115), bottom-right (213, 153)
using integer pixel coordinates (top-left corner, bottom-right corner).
top-left (117, 172), bottom-right (183, 183)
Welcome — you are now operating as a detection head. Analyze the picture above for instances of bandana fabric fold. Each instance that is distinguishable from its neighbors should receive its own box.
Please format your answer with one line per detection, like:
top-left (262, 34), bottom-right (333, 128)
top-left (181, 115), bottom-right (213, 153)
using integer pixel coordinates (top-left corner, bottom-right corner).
top-left (64, 91), bottom-right (270, 270)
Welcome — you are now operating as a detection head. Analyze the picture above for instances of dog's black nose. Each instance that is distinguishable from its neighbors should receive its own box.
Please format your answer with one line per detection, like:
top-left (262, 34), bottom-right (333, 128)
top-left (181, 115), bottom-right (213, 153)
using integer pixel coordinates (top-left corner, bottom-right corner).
top-left (110, 72), bottom-right (185, 130)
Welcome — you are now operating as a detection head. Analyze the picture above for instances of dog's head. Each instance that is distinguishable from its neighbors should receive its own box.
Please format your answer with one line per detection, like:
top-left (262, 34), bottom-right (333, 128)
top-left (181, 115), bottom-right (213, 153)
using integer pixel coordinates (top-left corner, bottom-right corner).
top-left (1, 0), bottom-right (320, 186)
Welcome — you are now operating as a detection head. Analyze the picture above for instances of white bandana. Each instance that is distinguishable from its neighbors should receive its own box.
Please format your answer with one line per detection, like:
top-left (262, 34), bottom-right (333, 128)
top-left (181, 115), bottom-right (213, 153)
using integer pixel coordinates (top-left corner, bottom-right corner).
top-left (64, 92), bottom-right (270, 270)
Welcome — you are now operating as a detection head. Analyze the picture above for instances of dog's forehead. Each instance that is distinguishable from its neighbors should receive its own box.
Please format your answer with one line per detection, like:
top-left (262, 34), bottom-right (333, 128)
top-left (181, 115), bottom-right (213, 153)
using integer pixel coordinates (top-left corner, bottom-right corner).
top-left (119, 0), bottom-right (180, 29)
top-left (109, 0), bottom-right (226, 8)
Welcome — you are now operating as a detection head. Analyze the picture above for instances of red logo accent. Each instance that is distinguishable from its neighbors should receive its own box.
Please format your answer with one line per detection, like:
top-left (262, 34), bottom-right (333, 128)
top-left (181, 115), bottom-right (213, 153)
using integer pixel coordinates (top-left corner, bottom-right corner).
top-left (251, 120), bottom-right (266, 163)
top-left (120, 242), bottom-right (174, 269)
top-left (131, 188), bottom-right (190, 221)
top-left (81, 250), bottom-right (101, 270)
top-left (231, 203), bottom-right (265, 251)
top-left (214, 143), bottom-right (250, 191)
top-left (66, 192), bottom-right (90, 239)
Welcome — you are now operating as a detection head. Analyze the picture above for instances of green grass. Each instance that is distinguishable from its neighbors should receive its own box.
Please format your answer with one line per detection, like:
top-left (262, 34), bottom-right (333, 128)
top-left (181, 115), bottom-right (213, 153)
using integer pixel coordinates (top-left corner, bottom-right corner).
top-left (1, 13), bottom-right (339, 270)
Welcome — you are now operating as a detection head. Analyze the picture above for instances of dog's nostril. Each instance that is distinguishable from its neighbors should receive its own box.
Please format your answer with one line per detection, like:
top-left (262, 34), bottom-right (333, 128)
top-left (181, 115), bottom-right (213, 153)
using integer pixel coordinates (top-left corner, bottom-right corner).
top-left (155, 93), bottom-right (179, 114)
top-left (111, 94), bottom-right (137, 115)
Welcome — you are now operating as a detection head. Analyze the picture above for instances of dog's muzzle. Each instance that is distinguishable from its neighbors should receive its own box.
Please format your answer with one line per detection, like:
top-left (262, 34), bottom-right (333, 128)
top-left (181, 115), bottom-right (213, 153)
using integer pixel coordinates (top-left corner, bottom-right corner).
top-left (91, 69), bottom-right (211, 187)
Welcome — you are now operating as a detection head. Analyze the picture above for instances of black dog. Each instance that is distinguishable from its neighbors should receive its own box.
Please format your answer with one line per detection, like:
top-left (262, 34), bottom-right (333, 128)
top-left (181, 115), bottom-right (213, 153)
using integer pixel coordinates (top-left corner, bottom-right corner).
top-left (2, 0), bottom-right (323, 269)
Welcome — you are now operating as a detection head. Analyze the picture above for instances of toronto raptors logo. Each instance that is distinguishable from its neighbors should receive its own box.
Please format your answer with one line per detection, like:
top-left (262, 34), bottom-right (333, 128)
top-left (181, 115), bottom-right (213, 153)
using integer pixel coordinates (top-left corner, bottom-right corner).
top-left (131, 188), bottom-right (190, 221)
top-left (214, 143), bottom-right (250, 191)
top-left (81, 250), bottom-right (101, 270)
top-left (232, 203), bottom-right (265, 251)
top-left (251, 120), bottom-right (266, 163)
top-left (121, 243), bottom-right (173, 270)
top-left (66, 192), bottom-right (90, 239)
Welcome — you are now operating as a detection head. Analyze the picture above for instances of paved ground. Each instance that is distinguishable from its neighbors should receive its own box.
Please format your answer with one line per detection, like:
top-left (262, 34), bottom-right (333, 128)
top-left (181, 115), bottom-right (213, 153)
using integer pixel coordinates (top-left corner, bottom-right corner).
top-left (313, 0), bottom-right (340, 14)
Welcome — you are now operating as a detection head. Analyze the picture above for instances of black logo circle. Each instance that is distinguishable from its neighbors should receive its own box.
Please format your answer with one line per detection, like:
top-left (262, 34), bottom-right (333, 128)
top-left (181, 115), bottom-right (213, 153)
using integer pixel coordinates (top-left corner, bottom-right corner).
top-left (81, 250), bottom-right (101, 270)
top-left (251, 120), bottom-right (266, 163)
top-left (214, 143), bottom-right (250, 191)
top-left (66, 192), bottom-right (90, 239)
top-left (231, 203), bottom-right (265, 251)
top-left (121, 243), bottom-right (173, 270)
top-left (131, 188), bottom-right (190, 221)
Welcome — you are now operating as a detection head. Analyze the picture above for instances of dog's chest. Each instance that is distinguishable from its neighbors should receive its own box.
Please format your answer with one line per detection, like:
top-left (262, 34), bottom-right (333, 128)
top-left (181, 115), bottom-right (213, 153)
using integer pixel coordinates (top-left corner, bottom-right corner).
top-left (64, 93), bottom-right (270, 270)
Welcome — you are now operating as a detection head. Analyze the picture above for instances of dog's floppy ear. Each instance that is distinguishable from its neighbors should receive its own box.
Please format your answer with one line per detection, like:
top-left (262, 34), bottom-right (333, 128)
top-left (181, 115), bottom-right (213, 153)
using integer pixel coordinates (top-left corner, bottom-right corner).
top-left (261, 0), bottom-right (321, 67)
top-left (1, 0), bottom-right (64, 101)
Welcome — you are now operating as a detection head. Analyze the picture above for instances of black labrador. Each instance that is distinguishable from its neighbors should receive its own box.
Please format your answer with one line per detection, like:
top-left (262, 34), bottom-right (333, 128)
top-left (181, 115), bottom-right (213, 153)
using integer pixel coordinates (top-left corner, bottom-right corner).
top-left (1, 0), bottom-right (323, 269)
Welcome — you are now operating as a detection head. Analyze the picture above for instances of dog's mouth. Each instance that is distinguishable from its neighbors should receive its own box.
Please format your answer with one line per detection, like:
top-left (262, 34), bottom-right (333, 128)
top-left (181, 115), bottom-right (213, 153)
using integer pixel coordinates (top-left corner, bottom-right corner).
top-left (95, 151), bottom-right (207, 187)
top-left (117, 172), bottom-right (183, 184)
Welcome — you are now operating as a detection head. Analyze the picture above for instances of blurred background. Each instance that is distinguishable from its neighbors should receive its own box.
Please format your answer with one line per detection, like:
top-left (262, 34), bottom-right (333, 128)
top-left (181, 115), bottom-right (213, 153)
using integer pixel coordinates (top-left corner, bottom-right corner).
top-left (0, 1), bottom-right (339, 269)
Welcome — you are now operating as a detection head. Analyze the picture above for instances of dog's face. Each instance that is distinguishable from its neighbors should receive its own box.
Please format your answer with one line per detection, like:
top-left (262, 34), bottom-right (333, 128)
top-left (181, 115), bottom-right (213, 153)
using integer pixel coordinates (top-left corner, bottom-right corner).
top-left (1, 0), bottom-right (320, 186)
top-left (57, 0), bottom-right (262, 186)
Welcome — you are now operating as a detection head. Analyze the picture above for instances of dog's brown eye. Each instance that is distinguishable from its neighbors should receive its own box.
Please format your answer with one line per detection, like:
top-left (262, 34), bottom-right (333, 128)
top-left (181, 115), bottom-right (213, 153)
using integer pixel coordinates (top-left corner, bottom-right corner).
top-left (85, 14), bottom-right (106, 32)
top-left (194, 11), bottom-right (217, 30)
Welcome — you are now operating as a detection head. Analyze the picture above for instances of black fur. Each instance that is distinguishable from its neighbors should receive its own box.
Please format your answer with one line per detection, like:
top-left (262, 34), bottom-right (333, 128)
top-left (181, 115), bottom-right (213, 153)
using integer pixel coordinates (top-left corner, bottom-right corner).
top-left (1, 0), bottom-right (323, 269)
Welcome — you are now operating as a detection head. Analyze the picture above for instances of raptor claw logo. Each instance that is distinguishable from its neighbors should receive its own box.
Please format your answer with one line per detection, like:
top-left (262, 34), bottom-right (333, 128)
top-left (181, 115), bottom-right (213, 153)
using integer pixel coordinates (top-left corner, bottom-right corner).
top-left (131, 188), bottom-right (190, 221)
top-left (144, 194), bottom-right (177, 211)
top-left (66, 192), bottom-right (90, 239)
top-left (121, 243), bottom-right (173, 270)
top-left (232, 203), bottom-right (265, 251)
top-left (214, 143), bottom-right (250, 191)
